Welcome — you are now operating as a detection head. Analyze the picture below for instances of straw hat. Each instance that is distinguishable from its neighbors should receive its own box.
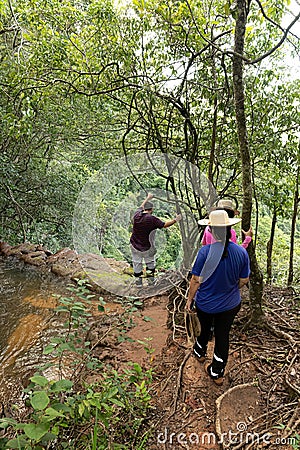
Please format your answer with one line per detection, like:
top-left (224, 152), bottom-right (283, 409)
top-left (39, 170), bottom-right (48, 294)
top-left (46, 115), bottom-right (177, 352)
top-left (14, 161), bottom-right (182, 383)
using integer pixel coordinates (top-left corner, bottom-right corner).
top-left (198, 210), bottom-right (241, 227)
top-left (217, 199), bottom-right (234, 210)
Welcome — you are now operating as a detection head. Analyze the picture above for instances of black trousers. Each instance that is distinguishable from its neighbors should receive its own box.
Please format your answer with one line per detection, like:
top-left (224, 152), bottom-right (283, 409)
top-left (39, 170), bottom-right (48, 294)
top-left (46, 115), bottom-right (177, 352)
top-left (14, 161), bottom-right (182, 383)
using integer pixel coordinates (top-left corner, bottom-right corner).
top-left (194, 303), bottom-right (241, 378)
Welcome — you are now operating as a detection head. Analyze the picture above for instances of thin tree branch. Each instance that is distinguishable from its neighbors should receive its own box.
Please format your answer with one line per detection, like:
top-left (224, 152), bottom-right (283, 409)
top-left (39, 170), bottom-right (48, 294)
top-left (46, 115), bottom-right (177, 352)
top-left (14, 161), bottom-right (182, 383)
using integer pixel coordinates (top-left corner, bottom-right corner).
top-left (254, 0), bottom-right (285, 32)
top-left (248, 10), bottom-right (300, 64)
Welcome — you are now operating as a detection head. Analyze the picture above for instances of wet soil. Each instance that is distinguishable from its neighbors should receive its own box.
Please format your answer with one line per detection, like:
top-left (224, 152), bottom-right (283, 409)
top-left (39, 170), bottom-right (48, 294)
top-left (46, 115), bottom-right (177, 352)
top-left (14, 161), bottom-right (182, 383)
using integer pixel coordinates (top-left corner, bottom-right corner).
top-left (88, 284), bottom-right (299, 450)
top-left (0, 269), bottom-right (299, 450)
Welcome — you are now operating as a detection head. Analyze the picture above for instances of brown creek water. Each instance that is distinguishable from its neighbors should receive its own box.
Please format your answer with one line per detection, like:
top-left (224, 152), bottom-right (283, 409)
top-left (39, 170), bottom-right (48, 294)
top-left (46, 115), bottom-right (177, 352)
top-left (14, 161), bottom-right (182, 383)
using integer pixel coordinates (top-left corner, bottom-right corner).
top-left (0, 255), bottom-right (169, 411)
top-left (0, 256), bottom-right (71, 406)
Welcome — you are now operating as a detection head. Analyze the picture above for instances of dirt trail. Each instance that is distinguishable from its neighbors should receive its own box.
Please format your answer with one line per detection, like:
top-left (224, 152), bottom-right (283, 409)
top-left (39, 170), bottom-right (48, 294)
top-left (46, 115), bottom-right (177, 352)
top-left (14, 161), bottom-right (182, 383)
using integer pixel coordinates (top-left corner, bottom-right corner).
top-left (0, 258), bottom-right (298, 450)
top-left (104, 287), bottom-right (298, 450)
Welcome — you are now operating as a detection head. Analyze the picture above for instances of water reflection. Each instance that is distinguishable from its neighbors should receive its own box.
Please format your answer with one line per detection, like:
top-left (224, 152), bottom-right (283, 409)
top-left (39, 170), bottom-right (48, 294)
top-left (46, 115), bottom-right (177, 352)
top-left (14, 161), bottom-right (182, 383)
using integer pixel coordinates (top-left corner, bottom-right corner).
top-left (0, 256), bottom-right (70, 403)
top-left (1, 314), bottom-right (46, 369)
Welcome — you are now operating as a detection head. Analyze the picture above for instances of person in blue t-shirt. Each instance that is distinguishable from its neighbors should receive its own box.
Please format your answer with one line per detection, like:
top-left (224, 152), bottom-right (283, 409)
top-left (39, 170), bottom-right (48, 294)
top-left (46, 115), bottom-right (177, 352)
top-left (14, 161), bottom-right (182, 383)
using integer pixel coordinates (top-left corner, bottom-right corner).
top-left (186, 210), bottom-right (250, 385)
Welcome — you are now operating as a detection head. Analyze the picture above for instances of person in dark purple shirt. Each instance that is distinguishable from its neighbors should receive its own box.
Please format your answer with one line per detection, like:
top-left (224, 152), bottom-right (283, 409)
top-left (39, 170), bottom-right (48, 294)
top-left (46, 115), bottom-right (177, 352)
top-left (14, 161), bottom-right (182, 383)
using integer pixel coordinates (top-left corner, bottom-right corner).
top-left (130, 193), bottom-right (182, 285)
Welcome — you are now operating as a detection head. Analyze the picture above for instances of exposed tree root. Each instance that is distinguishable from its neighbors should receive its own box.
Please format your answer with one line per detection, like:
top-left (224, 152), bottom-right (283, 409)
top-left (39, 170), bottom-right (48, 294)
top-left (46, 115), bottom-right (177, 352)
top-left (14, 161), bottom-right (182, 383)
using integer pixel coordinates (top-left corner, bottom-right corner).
top-left (168, 350), bottom-right (191, 420)
top-left (263, 320), bottom-right (298, 348)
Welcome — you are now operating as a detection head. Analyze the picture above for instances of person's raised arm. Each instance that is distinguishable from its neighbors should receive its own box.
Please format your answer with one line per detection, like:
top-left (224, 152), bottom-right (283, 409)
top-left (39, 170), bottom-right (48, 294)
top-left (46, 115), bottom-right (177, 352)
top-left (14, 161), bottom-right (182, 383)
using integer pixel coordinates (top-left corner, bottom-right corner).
top-left (241, 226), bottom-right (253, 249)
top-left (140, 192), bottom-right (154, 209)
top-left (163, 214), bottom-right (182, 228)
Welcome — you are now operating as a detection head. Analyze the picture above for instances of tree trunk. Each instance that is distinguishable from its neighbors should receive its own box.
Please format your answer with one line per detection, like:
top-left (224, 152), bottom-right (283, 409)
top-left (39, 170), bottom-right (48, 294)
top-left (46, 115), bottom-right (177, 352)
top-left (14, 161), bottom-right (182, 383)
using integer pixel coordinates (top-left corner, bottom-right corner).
top-left (287, 165), bottom-right (299, 286)
top-left (266, 205), bottom-right (277, 284)
top-left (233, 0), bottom-right (264, 323)
top-left (208, 48), bottom-right (218, 203)
top-left (208, 95), bottom-right (217, 185)
top-left (208, 46), bottom-right (218, 185)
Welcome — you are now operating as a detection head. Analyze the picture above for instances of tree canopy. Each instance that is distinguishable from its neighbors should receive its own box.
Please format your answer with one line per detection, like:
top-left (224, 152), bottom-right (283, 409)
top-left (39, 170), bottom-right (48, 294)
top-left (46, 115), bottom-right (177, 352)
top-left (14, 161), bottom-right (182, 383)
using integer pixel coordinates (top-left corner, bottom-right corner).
top-left (0, 0), bottom-right (299, 289)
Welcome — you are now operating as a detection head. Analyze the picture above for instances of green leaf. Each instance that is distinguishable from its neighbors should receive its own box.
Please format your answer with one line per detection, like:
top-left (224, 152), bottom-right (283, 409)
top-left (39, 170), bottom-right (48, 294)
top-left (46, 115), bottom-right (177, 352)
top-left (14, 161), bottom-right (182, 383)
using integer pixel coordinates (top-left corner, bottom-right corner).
top-left (0, 418), bottom-right (17, 428)
top-left (30, 375), bottom-right (49, 387)
top-left (143, 316), bottom-right (153, 322)
top-left (31, 391), bottom-right (50, 410)
top-left (107, 387), bottom-right (118, 398)
top-left (133, 363), bottom-right (143, 374)
top-left (55, 306), bottom-right (70, 312)
top-left (78, 402), bottom-right (86, 417)
top-left (43, 344), bottom-right (56, 355)
top-left (52, 403), bottom-right (72, 413)
top-left (51, 379), bottom-right (73, 392)
top-left (6, 436), bottom-right (28, 449)
top-left (23, 422), bottom-right (50, 441)
top-left (51, 337), bottom-right (64, 344)
top-left (39, 431), bottom-right (58, 442)
top-left (133, 300), bottom-right (143, 306)
top-left (58, 342), bottom-right (74, 351)
top-left (43, 407), bottom-right (65, 420)
top-left (109, 398), bottom-right (125, 408)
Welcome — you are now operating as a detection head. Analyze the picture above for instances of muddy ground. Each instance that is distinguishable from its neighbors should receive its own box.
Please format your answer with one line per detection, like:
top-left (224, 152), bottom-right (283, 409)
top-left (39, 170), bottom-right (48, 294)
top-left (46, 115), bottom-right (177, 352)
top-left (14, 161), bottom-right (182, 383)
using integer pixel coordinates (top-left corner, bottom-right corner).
top-left (89, 284), bottom-right (299, 450)
top-left (0, 257), bottom-right (299, 450)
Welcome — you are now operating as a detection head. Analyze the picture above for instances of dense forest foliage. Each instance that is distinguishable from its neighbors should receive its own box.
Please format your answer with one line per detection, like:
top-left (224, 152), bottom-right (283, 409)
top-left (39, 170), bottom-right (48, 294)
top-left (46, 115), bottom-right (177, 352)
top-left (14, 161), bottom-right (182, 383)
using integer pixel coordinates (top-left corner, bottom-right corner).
top-left (0, 2), bottom-right (299, 449)
top-left (0, 0), bottom-right (299, 286)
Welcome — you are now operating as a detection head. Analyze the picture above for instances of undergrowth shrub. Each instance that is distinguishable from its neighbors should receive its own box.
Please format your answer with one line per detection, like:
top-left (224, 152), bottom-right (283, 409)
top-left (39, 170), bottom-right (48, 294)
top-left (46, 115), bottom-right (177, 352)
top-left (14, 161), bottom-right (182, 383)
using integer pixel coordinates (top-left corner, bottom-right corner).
top-left (0, 281), bottom-right (153, 449)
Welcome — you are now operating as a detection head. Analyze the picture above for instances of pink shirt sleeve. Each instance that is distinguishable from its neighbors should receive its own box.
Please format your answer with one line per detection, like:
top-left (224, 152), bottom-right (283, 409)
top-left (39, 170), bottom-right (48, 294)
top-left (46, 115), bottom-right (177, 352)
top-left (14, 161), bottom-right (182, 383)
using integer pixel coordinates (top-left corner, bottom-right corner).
top-left (201, 226), bottom-right (215, 245)
top-left (202, 226), bottom-right (251, 248)
top-left (231, 229), bottom-right (252, 248)
top-left (241, 235), bottom-right (252, 249)
top-left (230, 228), bottom-right (237, 243)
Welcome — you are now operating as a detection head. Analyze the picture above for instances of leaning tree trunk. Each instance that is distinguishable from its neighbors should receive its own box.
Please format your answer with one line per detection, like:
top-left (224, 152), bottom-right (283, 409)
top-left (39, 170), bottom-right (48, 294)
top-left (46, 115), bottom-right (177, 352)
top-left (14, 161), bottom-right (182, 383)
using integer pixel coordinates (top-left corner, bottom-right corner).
top-left (208, 46), bottom-right (218, 185)
top-left (287, 164), bottom-right (299, 286)
top-left (233, 0), bottom-right (264, 323)
top-left (266, 204), bottom-right (277, 284)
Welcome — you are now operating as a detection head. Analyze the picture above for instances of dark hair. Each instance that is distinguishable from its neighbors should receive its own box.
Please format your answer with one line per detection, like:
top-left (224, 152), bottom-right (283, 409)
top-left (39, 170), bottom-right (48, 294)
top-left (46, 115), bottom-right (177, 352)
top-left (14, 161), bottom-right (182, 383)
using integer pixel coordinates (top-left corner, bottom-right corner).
top-left (144, 201), bottom-right (154, 210)
top-left (216, 207), bottom-right (235, 218)
top-left (210, 226), bottom-right (232, 258)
